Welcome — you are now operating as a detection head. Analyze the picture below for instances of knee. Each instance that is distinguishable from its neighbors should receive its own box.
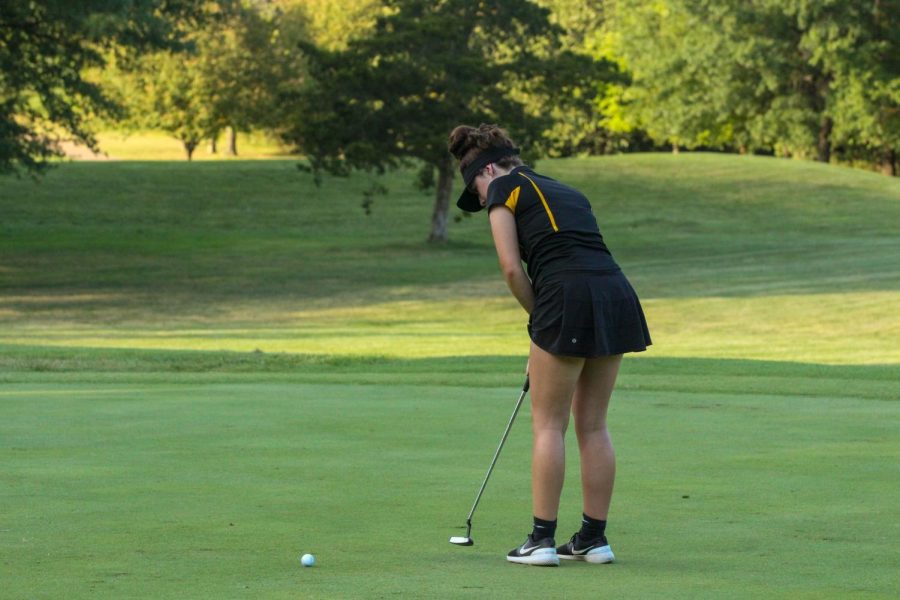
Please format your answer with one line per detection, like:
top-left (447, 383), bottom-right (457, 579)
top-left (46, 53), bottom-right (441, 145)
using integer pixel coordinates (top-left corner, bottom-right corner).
top-left (532, 413), bottom-right (569, 436)
top-left (574, 419), bottom-right (608, 441)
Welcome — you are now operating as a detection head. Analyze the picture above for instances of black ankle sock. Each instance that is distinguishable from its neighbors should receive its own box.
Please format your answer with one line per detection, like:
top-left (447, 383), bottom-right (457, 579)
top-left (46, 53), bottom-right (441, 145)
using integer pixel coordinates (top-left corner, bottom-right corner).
top-left (531, 516), bottom-right (557, 541)
top-left (579, 513), bottom-right (606, 540)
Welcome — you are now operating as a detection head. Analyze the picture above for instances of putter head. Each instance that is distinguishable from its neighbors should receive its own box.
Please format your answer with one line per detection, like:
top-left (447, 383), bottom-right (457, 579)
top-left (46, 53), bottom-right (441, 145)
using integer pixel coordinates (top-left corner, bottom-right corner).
top-left (449, 536), bottom-right (474, 546)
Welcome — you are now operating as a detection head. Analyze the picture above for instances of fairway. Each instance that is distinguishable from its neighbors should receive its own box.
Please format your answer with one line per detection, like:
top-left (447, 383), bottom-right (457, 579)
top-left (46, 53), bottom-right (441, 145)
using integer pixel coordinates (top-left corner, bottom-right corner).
top-left (3, 365), bottom-right (897, 599)
top-left (2, 154), bottom-right (899, 598)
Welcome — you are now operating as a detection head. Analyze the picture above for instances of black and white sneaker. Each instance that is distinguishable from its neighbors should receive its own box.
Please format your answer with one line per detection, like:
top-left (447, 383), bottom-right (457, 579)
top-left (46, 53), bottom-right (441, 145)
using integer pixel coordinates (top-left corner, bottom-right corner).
top-left (556, 533), bottom-right (615, 564)
top-left (506, 534), bottom-right (559, 566)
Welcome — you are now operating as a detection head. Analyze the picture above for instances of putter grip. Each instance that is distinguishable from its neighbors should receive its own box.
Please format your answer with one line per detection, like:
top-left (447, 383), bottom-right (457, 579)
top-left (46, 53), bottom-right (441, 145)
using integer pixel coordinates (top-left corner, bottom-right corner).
top-left (523, 376), bottom-right (530, 393)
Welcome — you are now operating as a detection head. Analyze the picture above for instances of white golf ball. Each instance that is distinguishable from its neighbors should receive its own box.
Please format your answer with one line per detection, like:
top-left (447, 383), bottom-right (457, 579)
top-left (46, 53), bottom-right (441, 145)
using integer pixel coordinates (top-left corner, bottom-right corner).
top-left (301, 553), bottom-right (316, 567)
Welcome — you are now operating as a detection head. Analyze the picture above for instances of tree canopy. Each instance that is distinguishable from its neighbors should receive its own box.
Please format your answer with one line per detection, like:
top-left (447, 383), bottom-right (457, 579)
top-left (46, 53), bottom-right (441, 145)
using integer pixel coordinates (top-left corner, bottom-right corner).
top-left (0, 0), bottom-right (210, 174)
top-left (105, 2), bottom-right (307, 159)
top-left (607, 0), bottom-right (899, 171)
top-left (282, 0), bottom-right (605, 242)
top-left (3, 0), bottom-right (896, 183)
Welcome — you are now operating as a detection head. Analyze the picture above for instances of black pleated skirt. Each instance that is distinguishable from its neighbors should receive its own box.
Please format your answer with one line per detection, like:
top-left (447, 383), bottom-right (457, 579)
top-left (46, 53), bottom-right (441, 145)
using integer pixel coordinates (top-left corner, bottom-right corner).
top-left (528, 269), bottom-right (651, 358)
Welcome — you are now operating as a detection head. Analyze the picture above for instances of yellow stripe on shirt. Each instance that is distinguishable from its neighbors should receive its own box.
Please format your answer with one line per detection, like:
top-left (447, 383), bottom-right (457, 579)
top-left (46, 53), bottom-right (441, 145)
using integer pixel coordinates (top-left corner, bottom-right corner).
top-left (505, 186), bottom-right (521, 213)
top-left (519, 173), bottom-right (559, 232)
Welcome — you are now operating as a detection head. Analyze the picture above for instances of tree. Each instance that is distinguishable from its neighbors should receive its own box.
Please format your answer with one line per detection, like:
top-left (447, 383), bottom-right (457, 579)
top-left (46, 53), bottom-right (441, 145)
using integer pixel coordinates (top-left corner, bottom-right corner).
top-left (105, 2), bottom-right (308, 160)
top-left (282, 0), bottom-right (384, 51)
top-left (749, 0), bottom-right (847, 162)
top-left (0, 0), bottom-right (209, 174)
top-left (832, 68), bottom-right (900, 176)
top-left (196, 3), bottom-right (306, 156)
top-left (533, 0), bottom-right (632, 156)
top-left (131, 50), bottom-right (219, 160)
top-left (607, 0), bottom-right (899, 172)
top-left (822, 0), bottom-right (899, 174)
top-left (282, 0), bottom-right (600, 242)
top-left (726, 0), bottom-right (898, 168)
top-left (608, 0), bottom-right (740, 154)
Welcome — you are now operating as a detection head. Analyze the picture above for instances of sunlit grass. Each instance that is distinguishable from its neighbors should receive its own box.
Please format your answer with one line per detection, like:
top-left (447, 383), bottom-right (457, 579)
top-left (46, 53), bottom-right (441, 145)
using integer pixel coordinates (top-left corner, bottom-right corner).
top-left (2, 154), bottom-right (899, 366)
top-left (63, 130), bottom-right (293, 161)
top-left (2, 291), bottom-right (898, 365)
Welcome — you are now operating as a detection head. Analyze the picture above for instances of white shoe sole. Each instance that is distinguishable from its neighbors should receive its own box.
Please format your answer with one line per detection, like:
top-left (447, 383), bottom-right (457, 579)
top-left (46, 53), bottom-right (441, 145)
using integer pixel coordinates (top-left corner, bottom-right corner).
top-left (559, 545), bottom-right (615, 564)
top-left (506, 548), bottom-right (560, 566)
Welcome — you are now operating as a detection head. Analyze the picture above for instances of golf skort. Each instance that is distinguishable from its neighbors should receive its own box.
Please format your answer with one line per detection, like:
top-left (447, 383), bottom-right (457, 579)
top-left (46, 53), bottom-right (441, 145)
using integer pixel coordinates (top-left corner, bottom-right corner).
top-left (528, 269), bottom-right (651, 358)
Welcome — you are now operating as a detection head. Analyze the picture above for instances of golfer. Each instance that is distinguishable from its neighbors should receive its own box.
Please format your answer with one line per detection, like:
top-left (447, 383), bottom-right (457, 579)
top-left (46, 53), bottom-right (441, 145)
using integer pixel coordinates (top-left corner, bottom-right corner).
top-left (448, 124), bottom-right (651, 566)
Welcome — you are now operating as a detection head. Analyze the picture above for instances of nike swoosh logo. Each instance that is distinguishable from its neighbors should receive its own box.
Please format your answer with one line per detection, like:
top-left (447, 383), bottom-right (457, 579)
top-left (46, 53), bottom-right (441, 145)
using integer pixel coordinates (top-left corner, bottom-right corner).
top-left (520, 544), bottom-right (542, 554)
top-left (571, 547), bottom-right (591, 555)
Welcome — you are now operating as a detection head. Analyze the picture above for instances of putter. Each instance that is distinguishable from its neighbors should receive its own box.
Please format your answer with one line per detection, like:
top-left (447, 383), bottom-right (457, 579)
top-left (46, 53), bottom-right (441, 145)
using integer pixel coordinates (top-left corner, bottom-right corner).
top-left (450, 375), bottom-right (530, 546)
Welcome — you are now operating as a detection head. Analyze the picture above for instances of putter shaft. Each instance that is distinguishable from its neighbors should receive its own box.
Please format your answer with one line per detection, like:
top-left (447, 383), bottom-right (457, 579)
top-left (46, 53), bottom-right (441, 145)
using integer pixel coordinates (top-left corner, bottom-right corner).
top-left (463, 376), bottom-right (530, 527)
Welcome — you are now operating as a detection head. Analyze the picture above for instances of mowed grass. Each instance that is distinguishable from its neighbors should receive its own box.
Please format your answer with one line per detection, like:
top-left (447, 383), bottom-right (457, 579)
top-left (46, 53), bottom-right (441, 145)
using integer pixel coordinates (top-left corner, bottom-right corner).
top-left (1, 154), bottom-right (899, 598)
top-left (2, 155), bottom-right (898, 363)
top-left (3, 363), bottom-right (898, 599)
top-left (62, 130), bottom-right (293, 161)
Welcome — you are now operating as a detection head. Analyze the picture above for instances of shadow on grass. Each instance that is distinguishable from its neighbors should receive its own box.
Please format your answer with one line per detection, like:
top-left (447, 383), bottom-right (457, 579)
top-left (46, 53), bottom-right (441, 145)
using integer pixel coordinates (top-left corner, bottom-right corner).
top-left (1, 345), bottom-right (895, 400)
top-left (3, 158), bottom-right (899, 319)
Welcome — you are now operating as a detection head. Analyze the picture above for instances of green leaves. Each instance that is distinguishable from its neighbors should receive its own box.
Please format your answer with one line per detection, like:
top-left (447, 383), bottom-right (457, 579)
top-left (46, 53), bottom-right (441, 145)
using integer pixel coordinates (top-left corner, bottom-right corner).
top-left (279, 0), bottom-right (614, 240)
top-left (285, 0), bottom-right (571, 171)
top-left (0, 0), bottom-right (213, 174)
top-left (102, 3), bottom-right (308, 160)
top-left (607, 0), bottom-right (898, 169)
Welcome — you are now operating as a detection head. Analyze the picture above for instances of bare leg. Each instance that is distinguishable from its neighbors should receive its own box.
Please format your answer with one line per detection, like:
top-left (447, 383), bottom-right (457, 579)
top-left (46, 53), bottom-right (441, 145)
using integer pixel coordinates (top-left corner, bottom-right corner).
top-left (528, 342), bottom-right (584, 521)
top-left (571, 354), bottom-right (622, 520)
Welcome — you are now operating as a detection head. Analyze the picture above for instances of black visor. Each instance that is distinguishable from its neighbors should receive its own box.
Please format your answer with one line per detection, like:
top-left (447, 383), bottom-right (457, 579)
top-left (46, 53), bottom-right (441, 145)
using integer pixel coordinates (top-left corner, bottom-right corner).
top-left (456, 146), bottom-right (521, 212)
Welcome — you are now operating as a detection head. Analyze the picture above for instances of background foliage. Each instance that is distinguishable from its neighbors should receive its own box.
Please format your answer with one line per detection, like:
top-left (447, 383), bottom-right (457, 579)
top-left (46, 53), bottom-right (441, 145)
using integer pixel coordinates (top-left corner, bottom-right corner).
top-left (2, 0), bottom-right (897, 178)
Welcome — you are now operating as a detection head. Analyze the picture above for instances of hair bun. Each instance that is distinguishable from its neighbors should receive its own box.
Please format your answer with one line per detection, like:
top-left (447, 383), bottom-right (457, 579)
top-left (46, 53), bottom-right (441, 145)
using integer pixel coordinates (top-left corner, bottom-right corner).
top-left (448, 124), bottom-right (516, 166)
top-left (448, 125), bottom-right (477, 160)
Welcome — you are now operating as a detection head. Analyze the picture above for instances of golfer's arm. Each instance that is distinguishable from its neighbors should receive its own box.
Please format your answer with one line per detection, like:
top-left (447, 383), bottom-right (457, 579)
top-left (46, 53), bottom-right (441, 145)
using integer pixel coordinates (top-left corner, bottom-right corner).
top-left (489, 206), bottom-right (534, 315)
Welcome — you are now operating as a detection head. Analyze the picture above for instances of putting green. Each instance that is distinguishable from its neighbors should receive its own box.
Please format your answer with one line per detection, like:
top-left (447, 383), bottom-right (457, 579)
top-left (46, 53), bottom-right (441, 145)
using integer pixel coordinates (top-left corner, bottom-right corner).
top-left (2, 372), bottom-right (897, 599)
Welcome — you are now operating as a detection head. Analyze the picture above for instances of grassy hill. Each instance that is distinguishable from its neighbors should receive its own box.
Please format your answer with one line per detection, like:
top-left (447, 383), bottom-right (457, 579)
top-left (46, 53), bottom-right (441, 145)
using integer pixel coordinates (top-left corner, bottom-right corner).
top-left (2, 153), bottom-right (898, 364)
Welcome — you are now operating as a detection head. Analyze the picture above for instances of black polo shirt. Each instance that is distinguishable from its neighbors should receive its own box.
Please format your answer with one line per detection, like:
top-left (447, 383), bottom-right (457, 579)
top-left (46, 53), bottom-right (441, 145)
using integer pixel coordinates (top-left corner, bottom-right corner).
top-left (486, 166), bottom-right (619, 285)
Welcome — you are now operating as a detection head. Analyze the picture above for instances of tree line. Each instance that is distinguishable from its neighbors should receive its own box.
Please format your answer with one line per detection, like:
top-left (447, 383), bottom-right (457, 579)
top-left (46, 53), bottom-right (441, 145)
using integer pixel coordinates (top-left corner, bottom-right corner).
top-left (2, 0), bottom-right (897, 240)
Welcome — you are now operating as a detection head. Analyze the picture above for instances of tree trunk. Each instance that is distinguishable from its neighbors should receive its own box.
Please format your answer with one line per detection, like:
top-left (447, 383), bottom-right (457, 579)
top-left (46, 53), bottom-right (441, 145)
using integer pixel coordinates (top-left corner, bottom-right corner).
top-left (184, 140), bottom-right (197, 161)
top-left (226, 126), bottom-right (237, 156)
top-left (881, 146), bottom-right (897, 176)
top-left (817, 116), bottom-right (833, 163)
top-left (672, 143), bottom-right (679, 155)
top-left (810, 69), bottom-right (833, 163)
top-left (428, 157), bottom-right (454, 243)
top-left (209, 137), bottom-right (217, 154)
